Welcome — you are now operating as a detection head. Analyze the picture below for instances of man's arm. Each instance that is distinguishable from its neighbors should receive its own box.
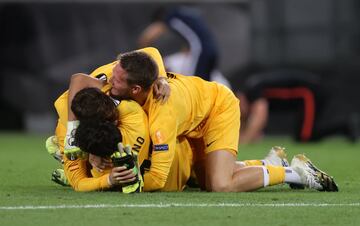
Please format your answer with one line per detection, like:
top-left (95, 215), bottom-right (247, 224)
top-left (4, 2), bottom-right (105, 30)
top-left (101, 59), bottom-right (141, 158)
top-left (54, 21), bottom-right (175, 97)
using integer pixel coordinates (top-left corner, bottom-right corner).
top-left (63, 73), bottom-right (108, 159)
top-left (67, 73), bottom-right (106, 121)
top-left (63, 157), bottom-right (112, 192)
top-left (143, 103), bottom-right (177, 191)
top-left (138, 47), bottom-right (170, 103)
top-left (143, 133), bottom-right (177, 191)
top-left (139, 47), bottom-right (167, 77)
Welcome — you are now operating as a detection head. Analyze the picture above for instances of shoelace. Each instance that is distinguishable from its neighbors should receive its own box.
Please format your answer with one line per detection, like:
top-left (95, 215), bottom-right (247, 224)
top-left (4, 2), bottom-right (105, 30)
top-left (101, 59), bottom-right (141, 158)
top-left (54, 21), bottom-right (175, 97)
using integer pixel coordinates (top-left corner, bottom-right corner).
top-left (305, 162), bottom-right (323, 190)
top-left (281, 159), bottom-right (289, 167)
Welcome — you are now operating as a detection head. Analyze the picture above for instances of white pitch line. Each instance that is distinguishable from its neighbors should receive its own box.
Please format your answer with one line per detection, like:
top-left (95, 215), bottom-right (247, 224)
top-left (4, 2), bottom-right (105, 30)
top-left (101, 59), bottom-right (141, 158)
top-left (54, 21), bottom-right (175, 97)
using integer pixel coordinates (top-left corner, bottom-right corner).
top-left (1, 203), bottom-right (360, 210)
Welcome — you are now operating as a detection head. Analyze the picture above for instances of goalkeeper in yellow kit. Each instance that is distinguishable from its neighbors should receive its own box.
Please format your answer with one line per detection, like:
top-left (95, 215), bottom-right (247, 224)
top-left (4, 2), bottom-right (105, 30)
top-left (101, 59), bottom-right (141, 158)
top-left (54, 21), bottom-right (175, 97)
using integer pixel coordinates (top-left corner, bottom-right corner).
top-left (103, 49), bottom-right (338, 192)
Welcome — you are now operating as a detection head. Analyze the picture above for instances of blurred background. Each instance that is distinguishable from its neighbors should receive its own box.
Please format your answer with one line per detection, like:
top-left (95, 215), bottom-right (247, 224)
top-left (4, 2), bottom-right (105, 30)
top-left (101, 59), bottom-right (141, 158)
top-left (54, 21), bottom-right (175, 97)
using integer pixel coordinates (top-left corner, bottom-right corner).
top-left (0, 0), bottom-right (359, 141)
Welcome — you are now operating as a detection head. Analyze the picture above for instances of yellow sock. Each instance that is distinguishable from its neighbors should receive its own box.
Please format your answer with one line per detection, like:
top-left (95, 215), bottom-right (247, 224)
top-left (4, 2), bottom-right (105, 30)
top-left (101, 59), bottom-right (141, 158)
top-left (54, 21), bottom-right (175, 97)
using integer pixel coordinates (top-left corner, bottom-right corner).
top-left (266, 165), bottom-right (285, 186)
top-left (243, 160), bottom-right (263, 166)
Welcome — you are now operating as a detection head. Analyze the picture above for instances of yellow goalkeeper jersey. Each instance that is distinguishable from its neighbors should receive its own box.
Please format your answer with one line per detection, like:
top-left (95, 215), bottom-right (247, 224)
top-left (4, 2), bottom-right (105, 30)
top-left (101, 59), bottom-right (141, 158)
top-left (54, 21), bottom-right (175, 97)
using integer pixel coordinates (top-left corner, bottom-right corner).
top-left (142, 73), bottom-right (240, 191)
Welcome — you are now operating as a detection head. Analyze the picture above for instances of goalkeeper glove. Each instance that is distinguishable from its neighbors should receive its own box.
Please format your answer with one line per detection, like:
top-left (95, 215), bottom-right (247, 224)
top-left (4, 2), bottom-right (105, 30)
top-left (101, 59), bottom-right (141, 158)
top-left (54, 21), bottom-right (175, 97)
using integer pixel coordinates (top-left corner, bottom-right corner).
top-left (51, 168), bottom-right (69, 186)
top-left (111, 143), bottom-right (143, 193)
top-left (45, 135), bottom-right (63, 163)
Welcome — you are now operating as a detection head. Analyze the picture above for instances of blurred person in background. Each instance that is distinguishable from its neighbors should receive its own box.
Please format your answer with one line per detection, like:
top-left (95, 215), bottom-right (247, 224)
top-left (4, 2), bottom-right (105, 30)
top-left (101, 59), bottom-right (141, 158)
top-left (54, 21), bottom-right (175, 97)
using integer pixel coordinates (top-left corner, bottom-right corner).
top-left (138, 6), bottom-right (231, 88)
top-left (237, 70), bottom-right (360, 144)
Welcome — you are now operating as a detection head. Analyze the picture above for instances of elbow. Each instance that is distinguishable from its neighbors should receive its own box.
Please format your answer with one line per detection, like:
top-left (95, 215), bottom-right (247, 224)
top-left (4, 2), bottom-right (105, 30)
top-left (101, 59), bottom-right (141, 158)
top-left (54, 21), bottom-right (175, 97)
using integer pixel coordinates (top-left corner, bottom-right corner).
top-left (71, 183), bottom-right (92, 192)
top-left (70, 73), bottom-right (87, 84)
top-left (155, 180), bottom-right (166, 190)
top-left (69, 181), bottom-right (83, 192)
top-left (67, 177), bottom-right (88, 192)
top-left (144, 181), bottom-right (166, 192)
top-left (72, 186), bottom-right (82, 192)
top-left (143, 173), bottom-right (167, 191)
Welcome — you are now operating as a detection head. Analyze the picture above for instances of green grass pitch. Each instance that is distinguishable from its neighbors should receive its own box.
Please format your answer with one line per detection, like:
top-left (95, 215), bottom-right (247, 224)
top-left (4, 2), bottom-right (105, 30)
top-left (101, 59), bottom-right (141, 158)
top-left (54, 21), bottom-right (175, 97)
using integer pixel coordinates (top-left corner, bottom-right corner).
top-left (0, 133), bottom-right (359, 226)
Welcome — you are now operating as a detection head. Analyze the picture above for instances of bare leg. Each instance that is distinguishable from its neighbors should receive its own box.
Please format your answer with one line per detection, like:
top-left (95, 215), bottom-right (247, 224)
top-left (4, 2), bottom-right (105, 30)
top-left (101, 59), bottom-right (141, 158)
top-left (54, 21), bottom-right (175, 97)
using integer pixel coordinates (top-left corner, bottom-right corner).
top-left (205, 150), bottom-right (264, 192)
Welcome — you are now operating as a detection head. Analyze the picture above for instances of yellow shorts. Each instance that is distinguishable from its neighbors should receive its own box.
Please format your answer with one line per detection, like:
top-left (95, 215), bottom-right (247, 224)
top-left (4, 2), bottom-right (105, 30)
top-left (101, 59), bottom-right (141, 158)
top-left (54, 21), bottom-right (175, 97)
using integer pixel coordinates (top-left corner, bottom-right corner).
top-left (202, 84), bottom-right (240, 156)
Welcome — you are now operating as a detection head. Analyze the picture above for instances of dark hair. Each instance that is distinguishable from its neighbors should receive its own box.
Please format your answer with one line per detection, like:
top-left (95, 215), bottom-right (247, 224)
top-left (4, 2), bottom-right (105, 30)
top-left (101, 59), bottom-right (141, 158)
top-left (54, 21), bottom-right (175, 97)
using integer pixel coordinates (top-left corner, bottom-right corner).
top-left (71, 87), bottom-right (119, 122)
top-left (118, 51), bottom-right (158, 91)
top-left (74, 120), bottom-right (122, 157)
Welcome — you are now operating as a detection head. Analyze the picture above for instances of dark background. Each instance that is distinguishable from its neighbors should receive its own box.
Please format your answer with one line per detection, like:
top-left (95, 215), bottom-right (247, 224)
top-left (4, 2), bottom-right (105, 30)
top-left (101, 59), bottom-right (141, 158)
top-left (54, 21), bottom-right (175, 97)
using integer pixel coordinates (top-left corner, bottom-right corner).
top-left (0, 0), bottom-right (359, 134)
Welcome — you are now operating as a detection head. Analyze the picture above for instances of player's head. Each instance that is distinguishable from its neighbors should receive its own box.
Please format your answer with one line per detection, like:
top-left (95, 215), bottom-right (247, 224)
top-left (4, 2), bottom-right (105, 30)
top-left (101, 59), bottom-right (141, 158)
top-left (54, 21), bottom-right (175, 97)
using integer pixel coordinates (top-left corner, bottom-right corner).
top-left (71, 87), bottom-right (119, 122)
top-left (74, 120), bottom-right (122, 157)
top-left (110, 51), bottom-right (158, 100)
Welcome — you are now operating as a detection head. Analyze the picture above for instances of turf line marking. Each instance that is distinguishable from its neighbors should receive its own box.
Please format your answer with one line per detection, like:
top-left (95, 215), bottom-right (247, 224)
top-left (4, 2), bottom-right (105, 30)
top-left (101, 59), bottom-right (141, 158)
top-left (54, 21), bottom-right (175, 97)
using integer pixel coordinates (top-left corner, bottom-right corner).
top-left (1, 203), bottom-right (360, 210)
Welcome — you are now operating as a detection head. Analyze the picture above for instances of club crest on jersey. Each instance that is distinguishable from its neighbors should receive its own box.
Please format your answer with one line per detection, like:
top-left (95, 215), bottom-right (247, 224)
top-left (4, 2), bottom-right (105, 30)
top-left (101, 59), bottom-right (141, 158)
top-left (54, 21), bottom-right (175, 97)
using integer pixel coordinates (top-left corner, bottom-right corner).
top-left (154, 144), bottom-right (169, 151)
top-left (166, 72), bottom-right (176, 79)
top-left (155, 130), bottom-right (165, 143)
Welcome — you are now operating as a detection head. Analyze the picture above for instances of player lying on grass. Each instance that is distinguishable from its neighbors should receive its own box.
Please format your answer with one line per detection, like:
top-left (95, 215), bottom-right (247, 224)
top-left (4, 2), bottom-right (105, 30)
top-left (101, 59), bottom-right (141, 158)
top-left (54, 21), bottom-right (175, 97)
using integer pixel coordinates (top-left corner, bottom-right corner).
top-left (96, 49), bottom-right (338, 192)
top-left (48, 87), bottom-right (149, 192)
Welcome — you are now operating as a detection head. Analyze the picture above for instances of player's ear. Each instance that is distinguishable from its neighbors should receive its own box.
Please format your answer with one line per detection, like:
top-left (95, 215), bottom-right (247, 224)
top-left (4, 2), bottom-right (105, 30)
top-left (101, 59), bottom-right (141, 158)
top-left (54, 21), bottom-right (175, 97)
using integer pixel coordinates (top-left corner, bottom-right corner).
top-left (131, 85), bottom-right (142, 95)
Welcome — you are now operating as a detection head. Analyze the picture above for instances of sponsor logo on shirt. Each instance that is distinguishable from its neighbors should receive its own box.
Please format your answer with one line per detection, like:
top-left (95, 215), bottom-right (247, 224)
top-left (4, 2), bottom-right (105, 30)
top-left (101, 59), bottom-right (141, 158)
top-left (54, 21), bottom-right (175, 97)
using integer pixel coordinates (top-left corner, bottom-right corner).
top-left (154, 144), bottom-right (169, 151)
